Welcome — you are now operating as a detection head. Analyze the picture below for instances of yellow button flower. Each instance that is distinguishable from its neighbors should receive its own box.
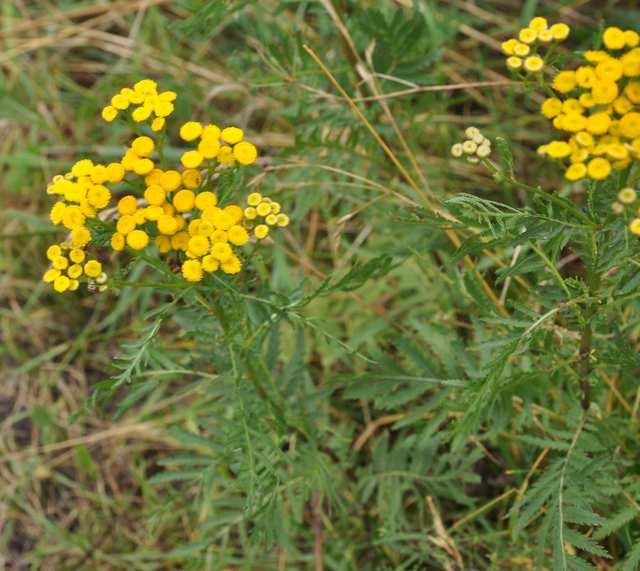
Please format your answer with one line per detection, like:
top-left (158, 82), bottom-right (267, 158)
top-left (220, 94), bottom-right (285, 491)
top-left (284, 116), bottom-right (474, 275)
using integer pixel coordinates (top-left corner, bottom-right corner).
top-left (276, 214), bottom-right (290, 227)
top-left (202, 255), bottom-right (220, 272)
top-left (565, 163), bottom-right (587, 181)
top-left (182, 169), bottom-right (202, 189)
top-left (126, 229), bottom-right (150, 250)
top-left (106, 162), bottom-right (125, 183)
top-left (131, 136), bottom-right (155, 157)
top-left (187, 235), bottom-right (209, 257)
top-left (84, 260), bottom-right (102, 278)
top-left (46, 244), bottom-right (62, 260)
top-left (43, 268), bottom-right (61, 283)
top-left (518, 28), bottom-right (537, 44)
top-left (151, 117), bottom-right (166, 131)
top-left (630, 218), bottom-right (640, 235)
top-left (211, 242), bottom-right (233, 261)
top-left (221, 126), bottom-right (244, 144)
top-left (254, 224), bottom-right (269, 239)
top-left (182, 259), bottom-right (203, 282)
top-left (546, 141), bottom-right (572, 158)
top-left (524, 56), bottom-right (544, 73)
top-left (53, 275), bottom-right (71, 293)
top-left (592, 80), bottom-right (619, 104)
top-left (160, 170), bottom-right (182, 191)
top-left (173, 189), bottom-right (195, 212)
top-left (118, 195), bottom-right (138, 216)
top-left (144, 185), bottom-right (166, 206)
top-left (587, 157), bottom-right (611, 180)
top-left (195, 191), bottom-right (218, 210)
top-left (111, 232), bottom-right (125, 251)
top-left (620, 112), bottom-right (640, 138)
top-left (228, 225), bottom-right (249, 246)
top-left (133, 158), bottom-right (154, 176)
top-left (506, 56), bottom-right (522, 70)
top-left (550, 23), bottom-right (570, 41)
top-left (603, 27), bottom-right (626, 50)
top-left (157, 214), bottom-right (179, 235)
top-left (69, 248), bottom-right (85, 263)
top-left (529, 17), bottom-right (548, 32)
top-left (233, 141), bottom-right (258, 165)
top-left (541, 98), bottom-right (563, 118)
top-left (221, 255), bottom-right (242, 275)
top-left (101, 106), bottom-right (118, 122)
top-left (181, 150), bottom-right (203, 169)
top-left (553, 71), bottom-right (577, 93)
top-left (179, 121), bottom-right (203, 141)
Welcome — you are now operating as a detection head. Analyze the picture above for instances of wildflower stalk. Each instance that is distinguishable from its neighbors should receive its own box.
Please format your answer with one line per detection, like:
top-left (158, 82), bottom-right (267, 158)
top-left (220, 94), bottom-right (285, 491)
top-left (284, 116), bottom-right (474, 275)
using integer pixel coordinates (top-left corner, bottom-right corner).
top-left (577, 232), bottom-right (601, 410)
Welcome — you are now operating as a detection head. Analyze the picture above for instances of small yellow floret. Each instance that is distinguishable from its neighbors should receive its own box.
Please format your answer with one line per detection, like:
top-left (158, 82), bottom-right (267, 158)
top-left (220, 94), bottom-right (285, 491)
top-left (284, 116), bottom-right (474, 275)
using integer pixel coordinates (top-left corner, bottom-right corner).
top-left (53, 275), bottom-right (71, 293)
top-left (233, 141), bottom-right (258, 165)
top-left (102, 105), bottom-right (118, 122)
top-left (181, 150), bottom-right (203, 169)
top-left (180, 121), bottom-right (203, 141)
top-left (111, 232), bottom-right (125, 251)
top-left (131, 136), bottom-right (155, 157)
top-left (182, 259), bottom-right (203, 282)
top-left (254, 224), bottom-right (269, 239)
top-left (126, 229), bottom-right (149, 250)
top-left (84, 260), bottom-right (102, 278)
top-left (221, 126), bottom-right (244, 144)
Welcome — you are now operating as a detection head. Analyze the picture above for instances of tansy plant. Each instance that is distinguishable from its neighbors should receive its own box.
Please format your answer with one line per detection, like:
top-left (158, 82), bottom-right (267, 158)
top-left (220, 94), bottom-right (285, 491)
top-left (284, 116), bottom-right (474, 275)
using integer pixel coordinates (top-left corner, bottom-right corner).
top-left (42, 78), bottom-right (289, 293)
top-left (446, 20), bottom-right (640, 568)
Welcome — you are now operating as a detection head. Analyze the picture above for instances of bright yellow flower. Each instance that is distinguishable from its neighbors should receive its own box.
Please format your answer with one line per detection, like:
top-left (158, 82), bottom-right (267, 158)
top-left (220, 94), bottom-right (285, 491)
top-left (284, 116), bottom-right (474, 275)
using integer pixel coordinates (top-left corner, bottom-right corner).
top-left (180, 121), bottom-right (203, 141)
top-left (221, 126), bottom-right (244, 144)
top-left (111, 232), bottom-right (125, 251)
top-left (187, 235), bottom-right (209, 257)
top-left (506, 56), bottom-right (522, 70)
top-left (131, 136), bottom-right (155, 157)
top-left (84, 260), bottom-right (102, 278)
top-left (254, 224), bottom-right (269, 239)
top-left (228, 225), bottom-right (249, 246)
top-left (182, 259), bottom-right (203, 282)
top-left (603, 26), bottom-right (626, 50)
top-left (195, 191), bottom-right (218, 210)
top-left (53, 275), bottom-right (71, 293)
top-left (181, 150), bottom-right (203, 169)
top-left (592, 80), bottom-right (619, 104)
top-left (630, 218), bottom-right (640, 235)
top-left (587, 157), bottom-right (612, 180)
top-left (202, 255), bottom-right (220, 272)
top-left (565, 163), bottom-right (587, 181)
top-left (102, 105), bottom-right (118, 122)
top-left (160, 170), bottom-right (182, 191)
top-left (546, 141), bottom-right (572, 158)
top-left (221, 255), bottom-right (242, 275)
top-left (553, 71), bottom-right (577, 93)
top-left (182, 169), bottom-right (202, 189)
top-left (231, 141), bottom-right (258, 165)
top-left (126, 229), bottom-right (149, 250)
top-left (173, 189), bottom-right (195, 212)
top-left (549, 23), bottom-right (570, 40)
top-left (529, 17), bottom-right (547, 32)
top-left (518, 28), bottom-right (537, 44)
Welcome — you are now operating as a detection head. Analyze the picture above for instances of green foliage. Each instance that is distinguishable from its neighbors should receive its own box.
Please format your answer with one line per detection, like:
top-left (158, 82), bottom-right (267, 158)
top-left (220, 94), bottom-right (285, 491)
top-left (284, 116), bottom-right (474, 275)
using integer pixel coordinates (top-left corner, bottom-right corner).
top-left (5, 1), bottom-right (640, 570)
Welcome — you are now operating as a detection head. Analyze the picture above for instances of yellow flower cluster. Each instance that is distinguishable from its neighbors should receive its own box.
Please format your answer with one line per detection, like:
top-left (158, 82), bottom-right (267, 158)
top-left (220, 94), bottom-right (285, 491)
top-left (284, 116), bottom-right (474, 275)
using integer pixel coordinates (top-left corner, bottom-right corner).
top-left (101, 79), bottom-right (175, 132)
top-left (43, 79), bottom-right (289, 293)
top-left (536, 26), bottom-right (640, 182)
top-left (502, 17), bottom-right (570, 73)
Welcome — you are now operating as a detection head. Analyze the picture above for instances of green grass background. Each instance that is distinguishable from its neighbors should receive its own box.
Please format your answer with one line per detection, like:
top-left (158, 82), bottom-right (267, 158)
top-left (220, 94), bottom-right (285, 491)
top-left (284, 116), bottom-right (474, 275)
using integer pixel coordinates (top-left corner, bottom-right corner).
top-left (2, 1), bottom-right (640, 569)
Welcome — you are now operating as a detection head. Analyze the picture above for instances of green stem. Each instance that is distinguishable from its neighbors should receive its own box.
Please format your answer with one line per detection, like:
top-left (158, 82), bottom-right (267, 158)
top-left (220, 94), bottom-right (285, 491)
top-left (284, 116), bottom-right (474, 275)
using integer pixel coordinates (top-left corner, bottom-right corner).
top-left (578, 231), bottom-right (601, 410)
